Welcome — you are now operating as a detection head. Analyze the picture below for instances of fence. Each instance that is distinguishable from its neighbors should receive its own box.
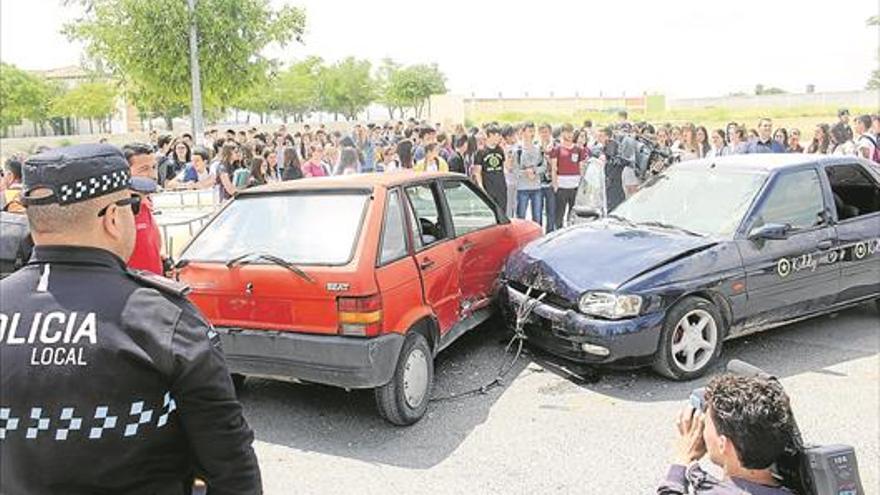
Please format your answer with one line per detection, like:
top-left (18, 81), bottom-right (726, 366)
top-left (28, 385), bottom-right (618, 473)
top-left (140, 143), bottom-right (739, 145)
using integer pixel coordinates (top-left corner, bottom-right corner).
top-left (152, 189), bottom-right (219, 258)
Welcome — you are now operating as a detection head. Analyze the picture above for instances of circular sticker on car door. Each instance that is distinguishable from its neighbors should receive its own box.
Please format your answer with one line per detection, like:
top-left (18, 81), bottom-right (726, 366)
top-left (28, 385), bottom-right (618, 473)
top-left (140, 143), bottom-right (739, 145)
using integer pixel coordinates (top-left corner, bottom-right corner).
top-left (776, 258), bottom-right (792, 278)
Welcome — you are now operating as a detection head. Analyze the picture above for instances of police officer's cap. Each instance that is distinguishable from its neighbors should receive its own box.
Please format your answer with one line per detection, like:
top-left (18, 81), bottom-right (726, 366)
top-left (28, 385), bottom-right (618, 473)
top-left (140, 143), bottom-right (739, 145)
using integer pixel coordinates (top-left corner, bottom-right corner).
top-left (21, 143), bottom-right (132, 206)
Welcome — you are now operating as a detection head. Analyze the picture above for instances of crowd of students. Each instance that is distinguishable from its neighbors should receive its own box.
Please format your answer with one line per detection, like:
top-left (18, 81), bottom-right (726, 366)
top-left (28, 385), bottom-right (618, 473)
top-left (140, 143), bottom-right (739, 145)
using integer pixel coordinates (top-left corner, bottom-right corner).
top-left (4, 109), bottom-right (878, 231)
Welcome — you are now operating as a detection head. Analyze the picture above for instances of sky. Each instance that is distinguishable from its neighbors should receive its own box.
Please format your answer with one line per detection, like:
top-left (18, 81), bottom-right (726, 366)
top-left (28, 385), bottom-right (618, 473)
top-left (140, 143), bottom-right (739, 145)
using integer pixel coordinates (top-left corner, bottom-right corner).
top-left (1, 0), bottom-right (877, 99)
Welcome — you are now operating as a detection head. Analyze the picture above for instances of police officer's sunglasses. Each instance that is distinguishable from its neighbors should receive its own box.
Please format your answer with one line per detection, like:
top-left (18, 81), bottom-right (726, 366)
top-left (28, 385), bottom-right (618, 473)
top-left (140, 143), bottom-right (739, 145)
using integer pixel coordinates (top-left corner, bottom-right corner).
top-left (97, 194), bottom-right (142, 217)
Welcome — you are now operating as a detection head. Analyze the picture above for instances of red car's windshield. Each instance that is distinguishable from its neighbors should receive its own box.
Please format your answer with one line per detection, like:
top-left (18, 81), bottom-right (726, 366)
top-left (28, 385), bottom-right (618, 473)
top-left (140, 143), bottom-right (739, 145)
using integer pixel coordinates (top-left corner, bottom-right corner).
top-left (182, 192), bottom-right (369, 265)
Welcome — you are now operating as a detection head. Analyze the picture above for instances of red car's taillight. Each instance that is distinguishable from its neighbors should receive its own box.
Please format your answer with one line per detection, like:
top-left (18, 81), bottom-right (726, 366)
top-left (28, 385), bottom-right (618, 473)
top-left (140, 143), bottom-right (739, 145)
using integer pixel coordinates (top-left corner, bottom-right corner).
top-left (337, 294), bottom-right (383, 337)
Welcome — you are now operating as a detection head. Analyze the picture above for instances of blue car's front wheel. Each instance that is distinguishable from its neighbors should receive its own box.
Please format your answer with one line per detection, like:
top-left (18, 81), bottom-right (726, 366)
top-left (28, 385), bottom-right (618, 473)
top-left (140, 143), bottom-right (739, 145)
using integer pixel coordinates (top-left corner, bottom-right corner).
top-left (653, 296), bottom-right (724, 381)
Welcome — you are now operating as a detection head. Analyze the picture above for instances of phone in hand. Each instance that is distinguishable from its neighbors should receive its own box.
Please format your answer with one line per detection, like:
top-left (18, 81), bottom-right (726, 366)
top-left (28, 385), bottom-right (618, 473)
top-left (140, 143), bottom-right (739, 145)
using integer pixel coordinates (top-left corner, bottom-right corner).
top-left (689, 388), bottom-right (706, 412)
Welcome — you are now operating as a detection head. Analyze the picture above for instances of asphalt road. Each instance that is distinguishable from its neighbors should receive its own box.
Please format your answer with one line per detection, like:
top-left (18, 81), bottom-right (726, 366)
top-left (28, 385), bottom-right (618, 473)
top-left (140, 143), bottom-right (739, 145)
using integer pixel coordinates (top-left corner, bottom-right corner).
top-left (239, 302), bottom-right (880, 495)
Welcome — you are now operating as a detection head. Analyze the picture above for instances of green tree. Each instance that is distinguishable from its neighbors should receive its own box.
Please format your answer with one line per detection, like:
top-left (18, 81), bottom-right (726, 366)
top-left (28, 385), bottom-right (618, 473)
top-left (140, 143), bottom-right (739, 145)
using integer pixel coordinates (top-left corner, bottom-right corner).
top-left (50, 80), bottom-right (117, 134)
top-left (381, 63), bottom-right (446, 118)
top-left (377, 58), bottom-right (404, 119)
top-left (65, 0), bottom-right (305, 125)
top-left (274, 57), bottom-right (323, 122)
top-left (754, 84), bottom-right (786, 96)
top-left (0, 63), bottom-right (58, 137)
top-left (128, 83), bottom-right (189, 131)
top-left (232, 74), bottom-right (276, 124)
top-left (318, 57), bottom-right (375, 121)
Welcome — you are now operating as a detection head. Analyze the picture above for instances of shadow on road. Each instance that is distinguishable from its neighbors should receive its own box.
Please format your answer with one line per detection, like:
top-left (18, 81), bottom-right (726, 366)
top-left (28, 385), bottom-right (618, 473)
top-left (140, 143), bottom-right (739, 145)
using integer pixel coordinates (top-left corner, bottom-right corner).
top-left (240, 320), bottom-right (528, 469)
top-left (239, 302), bottom-right (878, 469)
top-left (530, 301), bottom-right (880, 403)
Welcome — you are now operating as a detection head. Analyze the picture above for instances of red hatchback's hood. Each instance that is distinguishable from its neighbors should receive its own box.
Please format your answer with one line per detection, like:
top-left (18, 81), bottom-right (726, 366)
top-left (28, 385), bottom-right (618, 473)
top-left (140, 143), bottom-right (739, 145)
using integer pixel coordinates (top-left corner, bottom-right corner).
top-left (180, 262), bottom-right (375, 335)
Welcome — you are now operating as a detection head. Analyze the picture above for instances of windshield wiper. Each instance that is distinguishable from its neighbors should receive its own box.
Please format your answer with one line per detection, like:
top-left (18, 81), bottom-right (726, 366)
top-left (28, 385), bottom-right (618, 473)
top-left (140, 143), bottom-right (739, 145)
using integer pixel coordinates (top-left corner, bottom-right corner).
top-left (226, 252), bottom-right (316, 284)
top-left (225, 252), bottom-right (256, 267)
top-left (637, 221), bottom-right (704, 237)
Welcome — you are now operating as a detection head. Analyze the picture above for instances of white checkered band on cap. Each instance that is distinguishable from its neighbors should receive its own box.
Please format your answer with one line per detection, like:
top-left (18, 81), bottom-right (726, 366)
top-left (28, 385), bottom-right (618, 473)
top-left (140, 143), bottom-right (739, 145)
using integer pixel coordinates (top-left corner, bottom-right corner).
top-left (57, 169), bottom-right (131, 205)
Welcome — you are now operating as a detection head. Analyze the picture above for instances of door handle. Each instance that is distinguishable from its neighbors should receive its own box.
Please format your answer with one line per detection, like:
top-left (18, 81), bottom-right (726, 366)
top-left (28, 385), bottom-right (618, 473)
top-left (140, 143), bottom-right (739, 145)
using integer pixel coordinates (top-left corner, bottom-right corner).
top-left (458, 240), bottom-right (476, 252)
top-left (419, 258), bottom-right (436, 270)
top-left (817, 240), bottom-right (834, 250)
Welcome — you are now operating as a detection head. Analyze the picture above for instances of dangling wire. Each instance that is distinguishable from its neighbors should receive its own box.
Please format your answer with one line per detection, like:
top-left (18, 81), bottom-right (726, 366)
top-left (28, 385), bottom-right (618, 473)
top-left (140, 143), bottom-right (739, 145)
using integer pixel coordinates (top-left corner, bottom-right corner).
top-left (431, 286), bottom-right (546, 402)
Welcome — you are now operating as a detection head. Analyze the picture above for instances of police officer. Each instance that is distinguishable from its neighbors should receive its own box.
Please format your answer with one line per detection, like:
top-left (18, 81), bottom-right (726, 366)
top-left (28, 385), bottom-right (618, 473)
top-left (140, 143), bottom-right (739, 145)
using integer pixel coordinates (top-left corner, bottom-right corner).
top-left (0, 144), bottom-right (262, 494)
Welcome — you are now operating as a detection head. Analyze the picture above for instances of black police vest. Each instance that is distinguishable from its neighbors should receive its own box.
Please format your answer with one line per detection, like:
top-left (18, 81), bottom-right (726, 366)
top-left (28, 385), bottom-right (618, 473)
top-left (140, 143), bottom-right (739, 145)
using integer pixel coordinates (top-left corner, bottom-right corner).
top-left (0, 246), bottom-right (258, 495)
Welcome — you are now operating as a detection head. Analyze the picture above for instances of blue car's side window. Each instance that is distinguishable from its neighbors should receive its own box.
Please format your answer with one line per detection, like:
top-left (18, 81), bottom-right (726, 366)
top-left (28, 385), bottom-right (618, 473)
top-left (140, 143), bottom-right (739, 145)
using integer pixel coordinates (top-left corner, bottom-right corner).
top-left (825, 164), bottom-right (880, 221)
top-left (754, 169), bottom-right (826, 230)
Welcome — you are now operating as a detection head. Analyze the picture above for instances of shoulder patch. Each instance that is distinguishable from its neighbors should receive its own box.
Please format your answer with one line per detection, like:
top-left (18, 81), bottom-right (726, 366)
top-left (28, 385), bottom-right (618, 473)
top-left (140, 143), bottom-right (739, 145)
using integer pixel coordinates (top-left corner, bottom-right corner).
top-left (126, 269), bottom-right (191, 298)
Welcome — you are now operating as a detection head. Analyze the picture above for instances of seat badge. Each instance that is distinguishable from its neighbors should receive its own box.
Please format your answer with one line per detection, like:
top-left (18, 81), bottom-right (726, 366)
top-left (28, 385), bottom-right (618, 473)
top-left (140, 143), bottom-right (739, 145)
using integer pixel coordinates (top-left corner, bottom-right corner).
top-left (326, 282), bottom-right (350, 292)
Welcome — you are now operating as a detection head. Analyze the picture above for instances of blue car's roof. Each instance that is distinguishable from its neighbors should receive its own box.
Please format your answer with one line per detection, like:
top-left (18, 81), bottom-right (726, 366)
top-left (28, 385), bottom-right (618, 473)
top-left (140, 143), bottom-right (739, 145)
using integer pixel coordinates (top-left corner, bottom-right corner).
top-left (675, 154), bottom-right (862, 173)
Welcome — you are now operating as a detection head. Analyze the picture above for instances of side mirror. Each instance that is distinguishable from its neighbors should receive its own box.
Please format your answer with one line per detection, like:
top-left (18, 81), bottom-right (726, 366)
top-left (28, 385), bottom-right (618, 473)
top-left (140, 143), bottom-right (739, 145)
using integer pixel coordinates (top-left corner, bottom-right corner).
top-left (748, 223), bottom-right (790, 241)
top-left (573, 206), bottom-right (601, 220)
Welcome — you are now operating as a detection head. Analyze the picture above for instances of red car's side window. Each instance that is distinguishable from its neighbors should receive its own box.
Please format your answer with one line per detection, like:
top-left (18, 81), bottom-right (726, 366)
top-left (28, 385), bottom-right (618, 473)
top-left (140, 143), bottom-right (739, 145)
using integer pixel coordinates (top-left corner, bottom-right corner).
top-left (378, 190), bottom-right (409, 266)
top-left (442, 181), bottom-right (500, 237)
top-left (404, 184), bottom-right (448, 248)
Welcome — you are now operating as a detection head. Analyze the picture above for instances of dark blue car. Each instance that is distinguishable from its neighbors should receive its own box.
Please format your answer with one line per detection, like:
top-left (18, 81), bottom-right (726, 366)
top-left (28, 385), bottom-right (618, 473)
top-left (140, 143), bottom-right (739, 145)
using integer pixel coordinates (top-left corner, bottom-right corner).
top-left (504, 154), bottom-right (880, 380)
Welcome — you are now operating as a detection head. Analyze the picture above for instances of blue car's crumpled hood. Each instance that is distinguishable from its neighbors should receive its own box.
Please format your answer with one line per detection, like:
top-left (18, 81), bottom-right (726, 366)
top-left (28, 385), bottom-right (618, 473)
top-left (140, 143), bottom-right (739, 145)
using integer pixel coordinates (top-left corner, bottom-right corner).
top-left (505, 220), bottom-right (718, 300)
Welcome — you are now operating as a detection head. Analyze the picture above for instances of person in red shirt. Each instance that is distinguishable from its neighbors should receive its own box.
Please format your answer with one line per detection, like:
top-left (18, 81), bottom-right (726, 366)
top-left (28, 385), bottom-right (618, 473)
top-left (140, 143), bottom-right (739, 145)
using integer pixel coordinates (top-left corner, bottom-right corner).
top-left (549, 123), bottom-right (587, 229)
top-left (123, 143), bottom-right (164, 275)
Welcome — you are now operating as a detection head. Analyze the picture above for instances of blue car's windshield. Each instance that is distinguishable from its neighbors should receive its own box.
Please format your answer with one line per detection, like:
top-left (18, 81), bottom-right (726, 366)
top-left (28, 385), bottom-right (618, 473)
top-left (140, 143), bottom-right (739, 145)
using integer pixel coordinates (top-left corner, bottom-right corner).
top-left (612, 167), bottom-right (767, 237)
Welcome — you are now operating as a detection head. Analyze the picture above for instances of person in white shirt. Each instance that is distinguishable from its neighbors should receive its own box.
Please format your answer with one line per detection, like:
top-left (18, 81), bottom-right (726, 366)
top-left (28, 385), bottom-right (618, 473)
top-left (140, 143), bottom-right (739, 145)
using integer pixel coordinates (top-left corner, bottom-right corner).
top-left (854, 115), bottom-right (877, 161)
top-left (707, 129), bottom-right (731, 158)
top-left (829, 123), bottom-right (857, 156)
top-left (673, 124), bottom-right (700, 162)
top-left (380, 146), bottom-right (401, 173)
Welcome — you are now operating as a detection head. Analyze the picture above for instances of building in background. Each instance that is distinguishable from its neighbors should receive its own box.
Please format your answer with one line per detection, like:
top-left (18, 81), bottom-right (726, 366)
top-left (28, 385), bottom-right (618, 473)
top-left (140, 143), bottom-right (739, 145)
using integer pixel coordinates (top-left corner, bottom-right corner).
top-left (4, 65), bottom-right (141, 138)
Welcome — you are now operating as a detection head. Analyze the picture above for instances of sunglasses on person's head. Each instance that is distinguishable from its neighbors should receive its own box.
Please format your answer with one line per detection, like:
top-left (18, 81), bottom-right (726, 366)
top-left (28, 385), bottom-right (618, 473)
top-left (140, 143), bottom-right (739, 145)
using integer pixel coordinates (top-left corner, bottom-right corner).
top-left (97, 194), bottom-right (141, 217)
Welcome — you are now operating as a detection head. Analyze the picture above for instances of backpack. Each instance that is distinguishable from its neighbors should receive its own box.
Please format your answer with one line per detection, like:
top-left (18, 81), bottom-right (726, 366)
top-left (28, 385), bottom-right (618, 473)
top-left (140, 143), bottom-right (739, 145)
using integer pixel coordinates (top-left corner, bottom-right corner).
top-left (0, 212), bottom-right (33, 278)
top-left (861, 134), bottom-right (880, 163)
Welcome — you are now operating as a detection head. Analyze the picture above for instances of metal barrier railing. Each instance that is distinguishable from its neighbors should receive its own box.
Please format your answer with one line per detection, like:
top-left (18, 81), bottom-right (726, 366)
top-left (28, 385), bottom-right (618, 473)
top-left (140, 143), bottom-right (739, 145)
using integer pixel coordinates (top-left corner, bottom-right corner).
top-left (152, 189), bottom-right (219, 258)
top-left (151, 189), bottom-right (218, 211)
top-left (155, 212), bottom-right (213, 258)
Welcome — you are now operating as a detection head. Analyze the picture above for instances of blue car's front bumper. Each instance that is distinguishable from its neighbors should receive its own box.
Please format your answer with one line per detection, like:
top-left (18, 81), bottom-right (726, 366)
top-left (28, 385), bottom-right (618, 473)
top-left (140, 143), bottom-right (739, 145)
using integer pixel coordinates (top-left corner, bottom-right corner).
top-left (506, 284), bottom-right (665, 364)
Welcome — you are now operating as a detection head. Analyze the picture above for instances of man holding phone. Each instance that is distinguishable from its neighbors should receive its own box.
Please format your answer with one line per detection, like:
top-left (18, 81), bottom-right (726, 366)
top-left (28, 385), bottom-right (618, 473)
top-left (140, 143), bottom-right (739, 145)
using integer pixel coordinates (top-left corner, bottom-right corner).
top-left (657, 374), bottom-right (794, 494)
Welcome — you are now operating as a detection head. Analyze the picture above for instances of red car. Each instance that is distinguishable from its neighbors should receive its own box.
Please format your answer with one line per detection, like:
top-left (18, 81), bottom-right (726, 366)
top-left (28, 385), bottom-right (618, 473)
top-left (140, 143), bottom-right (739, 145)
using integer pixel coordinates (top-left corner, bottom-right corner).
top-left (175, 172), bottom-right (542, 424)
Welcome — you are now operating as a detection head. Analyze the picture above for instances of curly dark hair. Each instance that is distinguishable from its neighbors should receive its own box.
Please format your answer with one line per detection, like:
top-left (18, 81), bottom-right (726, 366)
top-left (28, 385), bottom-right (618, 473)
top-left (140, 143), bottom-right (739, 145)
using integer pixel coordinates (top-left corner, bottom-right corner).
top-left (705, 374), bottom-right (793, 470)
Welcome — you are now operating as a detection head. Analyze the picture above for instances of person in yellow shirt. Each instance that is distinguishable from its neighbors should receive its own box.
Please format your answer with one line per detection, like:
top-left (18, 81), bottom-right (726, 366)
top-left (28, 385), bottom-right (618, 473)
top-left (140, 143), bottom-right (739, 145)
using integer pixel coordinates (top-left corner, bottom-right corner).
top-left (413, 143), bottom-right (449, 172)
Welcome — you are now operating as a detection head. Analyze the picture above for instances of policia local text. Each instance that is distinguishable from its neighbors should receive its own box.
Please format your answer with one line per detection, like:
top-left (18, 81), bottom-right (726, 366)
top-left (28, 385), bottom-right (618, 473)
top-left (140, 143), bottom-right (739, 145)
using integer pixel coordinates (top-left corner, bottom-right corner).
top-left (0, 312), bottom-right (96, 366)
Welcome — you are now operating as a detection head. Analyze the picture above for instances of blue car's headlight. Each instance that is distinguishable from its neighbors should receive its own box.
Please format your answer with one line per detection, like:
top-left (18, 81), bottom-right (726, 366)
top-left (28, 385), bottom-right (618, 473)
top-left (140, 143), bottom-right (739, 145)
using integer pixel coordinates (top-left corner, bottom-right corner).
top-left (578, 292), bottom-right (643, 319)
